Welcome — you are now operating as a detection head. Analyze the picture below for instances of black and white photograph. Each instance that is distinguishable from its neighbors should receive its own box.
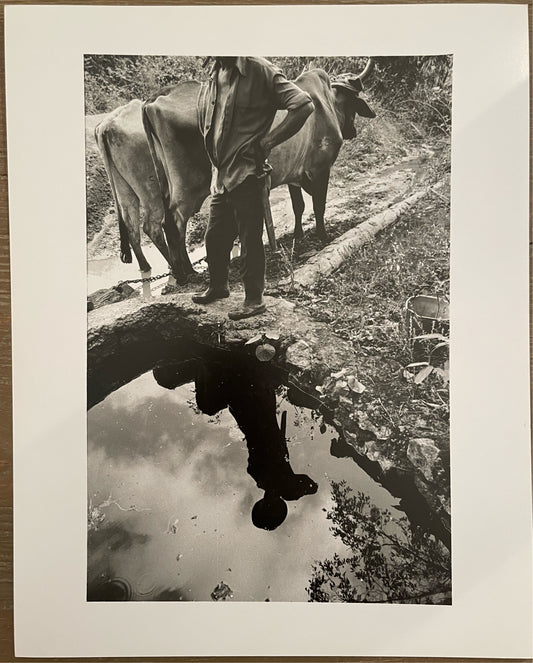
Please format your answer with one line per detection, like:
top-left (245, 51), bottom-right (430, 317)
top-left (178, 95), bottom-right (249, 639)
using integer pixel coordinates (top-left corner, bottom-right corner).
top-left (86, 54), bottom-right (452, 604)
top-left (6, 4), bottom-right (531, 658)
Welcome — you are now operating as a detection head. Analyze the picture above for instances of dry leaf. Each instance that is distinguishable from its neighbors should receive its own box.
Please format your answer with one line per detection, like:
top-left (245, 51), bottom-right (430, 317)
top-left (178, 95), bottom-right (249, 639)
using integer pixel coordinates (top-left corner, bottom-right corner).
top-left (406, 362), bottom-right (429, 370)
top-left (414, 365), bottom-right (434, 384)
top-left (347, 375), bottom-right (366, 393)
top-left (256, 343), bottom-right (276, 362)
top-left (412, 333), bottom-right (448, 342)
top-left (245, 334), bottom-right (263, 346)
top-left (331, 369), bottom-right (347, 379)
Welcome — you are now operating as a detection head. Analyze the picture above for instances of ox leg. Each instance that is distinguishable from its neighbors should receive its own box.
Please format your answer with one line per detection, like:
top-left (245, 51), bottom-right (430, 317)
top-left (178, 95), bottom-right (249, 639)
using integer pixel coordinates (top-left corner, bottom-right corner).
top-left (122, 202), bottom-right (151, 274)
top-left (163, 212), bottom-right (188, 285)
top-left (142, 210), bottom-right (177, 291)
top-left (141, 272), bottom-right (153, 300)
top-left (312, 171), bottom-right (330, 243)
top-left (143, 211), bottom-right (171, 265)
top-left (289, 185), bottom-right (305, 240)
top-left (163, 205), bottom-right (197, 286)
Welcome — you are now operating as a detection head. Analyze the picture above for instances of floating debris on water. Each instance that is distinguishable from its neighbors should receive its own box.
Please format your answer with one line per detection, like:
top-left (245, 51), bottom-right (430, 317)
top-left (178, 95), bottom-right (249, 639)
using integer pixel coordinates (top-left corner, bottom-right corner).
top-left (211, 581), bottom-right (233, 601)
top-left (166, 517), bottom-right (179, 534)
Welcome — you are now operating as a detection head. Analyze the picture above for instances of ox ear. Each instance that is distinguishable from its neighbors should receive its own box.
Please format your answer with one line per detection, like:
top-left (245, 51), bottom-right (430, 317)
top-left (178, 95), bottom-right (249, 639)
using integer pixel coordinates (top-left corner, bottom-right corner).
top-left (353, 97), bottom-right (376, 119)
top-left (343, 76), bottom-right (364, 93)
top-left (331, 76), bottom-right (363, 94)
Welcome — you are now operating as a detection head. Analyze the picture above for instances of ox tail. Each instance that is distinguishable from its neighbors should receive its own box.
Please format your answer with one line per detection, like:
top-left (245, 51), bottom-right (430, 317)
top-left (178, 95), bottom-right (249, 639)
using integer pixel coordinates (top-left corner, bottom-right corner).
top-left (141, 102), bottom-right (172, 213)
top-left (94, 123), bottom-right (132, 264)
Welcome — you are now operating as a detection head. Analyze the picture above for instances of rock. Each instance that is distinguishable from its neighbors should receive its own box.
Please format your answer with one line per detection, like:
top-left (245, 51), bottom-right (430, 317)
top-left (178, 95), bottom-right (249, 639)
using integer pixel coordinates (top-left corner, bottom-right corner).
top-left (365, 440), bottom-right (393, 472)
top-left (356, 410), bottom-right (392, 440)
top-left (88, 283), bottom-right (138, 311)
top-left (407, 438), bottom-right (440, 482)
top-left (285, 340), bottom-right (312, 371)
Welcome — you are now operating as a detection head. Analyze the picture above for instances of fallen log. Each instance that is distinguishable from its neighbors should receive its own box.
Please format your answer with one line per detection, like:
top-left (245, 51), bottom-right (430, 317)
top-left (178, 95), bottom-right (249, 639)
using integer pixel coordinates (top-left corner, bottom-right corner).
top-left (289, 180), bottom-right (446, 288)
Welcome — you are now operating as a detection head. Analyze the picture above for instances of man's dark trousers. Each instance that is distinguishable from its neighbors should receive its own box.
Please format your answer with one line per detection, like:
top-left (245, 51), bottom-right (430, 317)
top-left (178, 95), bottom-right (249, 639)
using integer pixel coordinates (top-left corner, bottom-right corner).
top-left (205, 175), bottom-right (265, 303)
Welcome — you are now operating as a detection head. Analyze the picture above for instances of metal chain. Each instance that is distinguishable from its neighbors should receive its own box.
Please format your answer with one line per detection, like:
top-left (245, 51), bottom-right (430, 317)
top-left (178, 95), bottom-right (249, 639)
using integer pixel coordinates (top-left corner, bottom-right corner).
top-left (117, 271), bottom-right (171, 286)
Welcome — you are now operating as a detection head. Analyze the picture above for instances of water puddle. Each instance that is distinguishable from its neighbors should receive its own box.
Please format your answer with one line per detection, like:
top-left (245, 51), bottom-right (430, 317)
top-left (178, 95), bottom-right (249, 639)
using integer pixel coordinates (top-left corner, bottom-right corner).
top-left (87, 188), bottom-right (312, 293)
top-left (87, 353), bottom-right (401, 602)
top-left (87, 244), bottom-right (207, 294)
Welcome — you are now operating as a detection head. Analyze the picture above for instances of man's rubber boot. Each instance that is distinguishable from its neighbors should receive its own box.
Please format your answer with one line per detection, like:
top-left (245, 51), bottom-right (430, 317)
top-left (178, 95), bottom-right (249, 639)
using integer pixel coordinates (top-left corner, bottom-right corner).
top-left (192, 288), bottom-right (230, 305)
top-left (228, 303), bottom-right (266, 320)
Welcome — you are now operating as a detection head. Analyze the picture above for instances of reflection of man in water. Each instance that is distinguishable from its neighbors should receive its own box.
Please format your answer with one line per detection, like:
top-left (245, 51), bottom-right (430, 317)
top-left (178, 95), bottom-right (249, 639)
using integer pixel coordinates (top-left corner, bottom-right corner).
top-left (153, 357), bottom-right (317, 530)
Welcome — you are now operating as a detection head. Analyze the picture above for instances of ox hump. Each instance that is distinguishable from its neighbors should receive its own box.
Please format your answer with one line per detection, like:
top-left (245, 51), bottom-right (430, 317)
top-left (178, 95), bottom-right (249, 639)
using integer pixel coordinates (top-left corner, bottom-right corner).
top-left (144, 80), bottom-right (201, 133)
top-left (97, 99), bottom-right (144, 139)
top-left (294, 68), bottom-right (331, 95)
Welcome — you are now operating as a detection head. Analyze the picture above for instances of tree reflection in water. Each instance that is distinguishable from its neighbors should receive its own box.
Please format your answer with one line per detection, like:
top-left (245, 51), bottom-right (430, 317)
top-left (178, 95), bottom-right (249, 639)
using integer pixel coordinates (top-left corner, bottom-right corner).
top-left (153, 353), bottom-right (318, 530)
top-left (307, 480), bottom-right (451, 604)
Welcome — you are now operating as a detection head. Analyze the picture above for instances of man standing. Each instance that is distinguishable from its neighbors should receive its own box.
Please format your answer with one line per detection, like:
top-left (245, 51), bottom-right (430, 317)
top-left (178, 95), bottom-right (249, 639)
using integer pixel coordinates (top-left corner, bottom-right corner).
top-left (193, 56), bottom-right (314, 320)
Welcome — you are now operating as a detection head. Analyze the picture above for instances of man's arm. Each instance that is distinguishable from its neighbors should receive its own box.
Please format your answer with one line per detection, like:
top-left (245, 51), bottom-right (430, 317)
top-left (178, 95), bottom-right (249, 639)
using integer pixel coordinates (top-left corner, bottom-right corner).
top-left (259, 99), bottom-right (314, 158)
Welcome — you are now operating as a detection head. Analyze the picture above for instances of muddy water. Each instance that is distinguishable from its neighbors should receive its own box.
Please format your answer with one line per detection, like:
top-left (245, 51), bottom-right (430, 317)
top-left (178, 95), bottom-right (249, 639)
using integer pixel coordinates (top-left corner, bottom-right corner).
top-left (87, 371), bottom-right (399, 602)
top-left (87, 244), bottom-right (207, 294)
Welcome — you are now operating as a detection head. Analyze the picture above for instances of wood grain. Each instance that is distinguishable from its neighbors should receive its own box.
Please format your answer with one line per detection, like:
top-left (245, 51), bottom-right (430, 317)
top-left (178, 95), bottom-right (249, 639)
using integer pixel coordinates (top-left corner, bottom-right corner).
top-left (0, 1), bottom-right (531, 661)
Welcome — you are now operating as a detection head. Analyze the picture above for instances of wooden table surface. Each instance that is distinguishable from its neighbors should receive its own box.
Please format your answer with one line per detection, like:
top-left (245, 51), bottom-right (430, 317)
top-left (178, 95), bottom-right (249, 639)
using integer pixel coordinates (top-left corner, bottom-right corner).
top-left (0, 1), bottom-right (531, 661)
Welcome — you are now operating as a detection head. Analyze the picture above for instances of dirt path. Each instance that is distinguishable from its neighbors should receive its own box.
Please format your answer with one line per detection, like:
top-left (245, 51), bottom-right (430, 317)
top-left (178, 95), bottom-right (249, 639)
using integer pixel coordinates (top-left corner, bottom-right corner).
top-left (87, 145), bottom-right (436, 294)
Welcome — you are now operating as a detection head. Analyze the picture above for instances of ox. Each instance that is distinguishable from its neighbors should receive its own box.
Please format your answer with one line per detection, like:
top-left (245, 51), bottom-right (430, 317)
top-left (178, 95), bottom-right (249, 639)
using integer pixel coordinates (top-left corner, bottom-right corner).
top-left (142, 62), bottom-right (375, 284)
top-left (94, 100), bottom-right (171, 275)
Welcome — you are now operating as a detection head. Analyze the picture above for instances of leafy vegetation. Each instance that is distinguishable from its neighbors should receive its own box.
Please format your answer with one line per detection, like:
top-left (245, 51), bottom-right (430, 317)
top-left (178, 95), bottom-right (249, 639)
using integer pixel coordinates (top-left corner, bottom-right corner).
top-left (307, 481), bottom-right (451, 603)
top-left (371, 56), bottom-right (453, 136)
top-left (292, 187), bottom-right (450, 518)
top-left (85, 55), bottom-right (452, 138)
top-left (84, 55), bottom-right (205, 113)
top-left (86, 152), bottom-right (112, 241)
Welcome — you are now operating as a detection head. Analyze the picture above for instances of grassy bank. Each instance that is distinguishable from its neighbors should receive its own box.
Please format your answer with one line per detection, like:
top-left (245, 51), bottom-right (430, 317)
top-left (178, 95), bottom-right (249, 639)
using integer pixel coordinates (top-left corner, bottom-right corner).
top-left (293, 181), bottom-right (450, 493)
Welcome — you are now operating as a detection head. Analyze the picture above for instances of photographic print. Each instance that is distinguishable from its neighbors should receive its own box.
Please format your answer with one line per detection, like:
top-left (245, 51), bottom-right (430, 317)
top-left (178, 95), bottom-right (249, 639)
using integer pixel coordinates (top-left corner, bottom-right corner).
top-left (7, 4), bottom-right (531, 658)
top-left (86, 54), bottom-right (452, 604)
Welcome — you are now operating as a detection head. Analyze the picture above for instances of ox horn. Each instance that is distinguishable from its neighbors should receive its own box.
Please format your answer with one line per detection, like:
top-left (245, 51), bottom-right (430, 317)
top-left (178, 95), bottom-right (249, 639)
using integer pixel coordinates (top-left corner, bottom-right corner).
top-left (358, 58), bottom-right (374, 83)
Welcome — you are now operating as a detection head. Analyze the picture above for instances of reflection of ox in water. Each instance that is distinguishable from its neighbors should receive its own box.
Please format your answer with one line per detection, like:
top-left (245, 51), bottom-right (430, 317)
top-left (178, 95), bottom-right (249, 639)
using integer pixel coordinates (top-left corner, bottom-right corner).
top-left (153, 355), bottom-right (318, 530)
top-left (93, 61), bottom-right (375, 286)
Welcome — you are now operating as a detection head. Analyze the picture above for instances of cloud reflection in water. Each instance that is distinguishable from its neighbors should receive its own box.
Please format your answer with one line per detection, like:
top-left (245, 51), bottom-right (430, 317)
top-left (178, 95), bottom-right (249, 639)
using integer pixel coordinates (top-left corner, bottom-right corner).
top-left (88, 371), bottom-right (396, 601)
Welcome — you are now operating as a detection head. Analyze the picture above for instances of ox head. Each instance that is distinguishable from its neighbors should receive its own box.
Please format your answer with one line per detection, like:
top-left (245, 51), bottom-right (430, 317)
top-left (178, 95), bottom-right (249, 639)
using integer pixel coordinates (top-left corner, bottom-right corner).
top-left (331, 59), bottom-right (376, 139)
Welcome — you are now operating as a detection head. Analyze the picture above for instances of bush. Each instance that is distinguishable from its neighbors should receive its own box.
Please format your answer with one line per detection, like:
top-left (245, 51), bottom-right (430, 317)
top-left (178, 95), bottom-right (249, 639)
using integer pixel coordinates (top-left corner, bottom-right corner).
top-left (84, 55), bottom-right (207, 113)
top-left (84, 54), bottom-right (452, 137)
top-left (85, 151), bottom-right (113, 240)
top-left (370, 56), bottom-right (452, 136)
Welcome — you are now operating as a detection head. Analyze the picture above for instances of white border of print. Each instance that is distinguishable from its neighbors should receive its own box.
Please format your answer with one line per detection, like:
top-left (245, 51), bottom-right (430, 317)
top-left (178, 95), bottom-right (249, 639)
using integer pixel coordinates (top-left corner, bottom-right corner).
top-left (6, 4), bottom-right (532, 658)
